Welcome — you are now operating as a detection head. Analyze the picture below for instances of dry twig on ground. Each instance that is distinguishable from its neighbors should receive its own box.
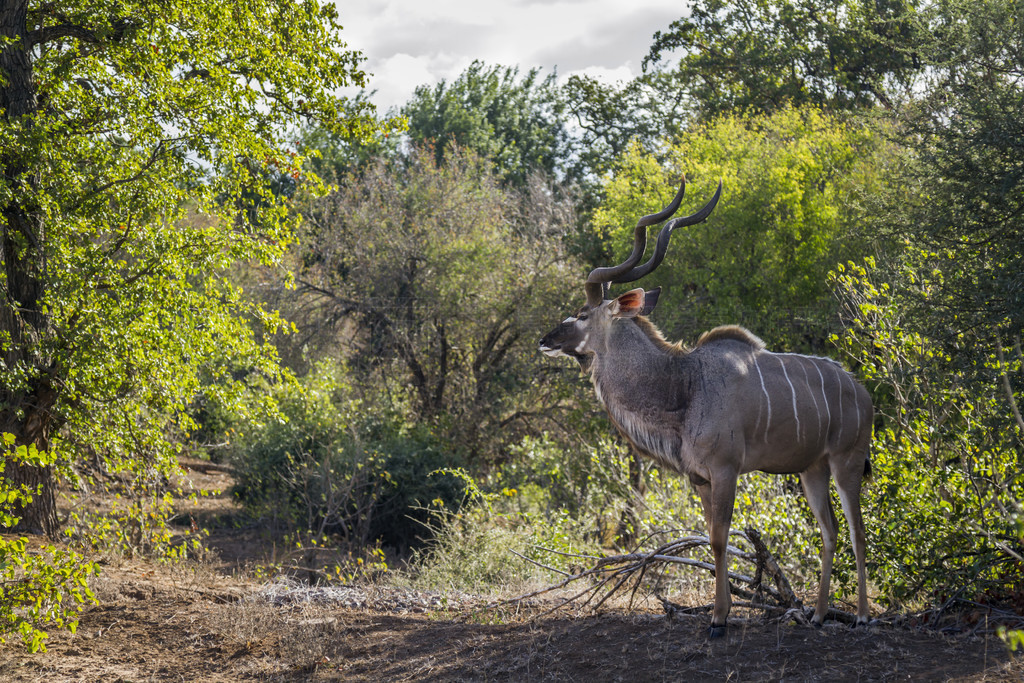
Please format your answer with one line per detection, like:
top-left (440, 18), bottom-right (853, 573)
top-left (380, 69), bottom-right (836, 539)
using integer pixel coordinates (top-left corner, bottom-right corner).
top-left (493, 526), bottom-right (861, 626)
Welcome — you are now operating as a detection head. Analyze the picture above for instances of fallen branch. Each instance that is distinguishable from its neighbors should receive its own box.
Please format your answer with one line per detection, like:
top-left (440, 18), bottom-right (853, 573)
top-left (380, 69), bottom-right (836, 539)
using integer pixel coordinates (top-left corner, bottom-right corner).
top-left (492, 526), bottom-right (862, 626)
top-left (509, 548), bottom-right (571, 577)
top-left (745, 527), bottom-right (800, 607)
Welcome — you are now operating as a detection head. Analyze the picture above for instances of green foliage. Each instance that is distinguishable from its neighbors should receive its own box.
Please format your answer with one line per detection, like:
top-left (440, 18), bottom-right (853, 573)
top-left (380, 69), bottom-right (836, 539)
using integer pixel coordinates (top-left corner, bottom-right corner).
top-left (402, 61), bottom-right (569, 186)
top-left (229, 363), bottom-right (467, 550)
top-left (625, 466), bottom-right (829, 590)
top-left (64, 482), bottom-right (210, 561)
top-left (496, 436), bottom-right (635, 518)
top-left (1, 0), bottom-right (392, 532)
top-left (875, 0), bottom-right (1024, 364)
top-left (300, 110), bottom-right (405, 182)
top-left (644, 0), bottom-right (923, 119)
top-left (409, 462), bottom-right (608, 593)
top-left (593, 106), bottom-right (882, 350)
top-left (0, 434), bottom-right (98, 652)
top-left (560, 0), bottom-right (923, 180)
top-left (999, 626), bottom-right (1024, 652)
top-left (832, 257), bottom-right (1023, 607)
top-left (409, 504), bottom-right (535, 593)
top-left (559, 0), bottom-right (922, 181)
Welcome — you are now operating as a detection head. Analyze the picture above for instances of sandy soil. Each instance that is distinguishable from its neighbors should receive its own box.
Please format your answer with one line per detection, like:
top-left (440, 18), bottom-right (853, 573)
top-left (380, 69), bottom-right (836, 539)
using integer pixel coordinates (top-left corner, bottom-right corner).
top-left (0, 465), bottom-right (1020, 682)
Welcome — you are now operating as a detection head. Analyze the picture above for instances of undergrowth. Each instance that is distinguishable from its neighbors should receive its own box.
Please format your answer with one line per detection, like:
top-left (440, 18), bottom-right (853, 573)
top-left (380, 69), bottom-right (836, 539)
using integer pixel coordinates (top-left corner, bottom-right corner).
top-left (403, 445), bottom-right (835, 607)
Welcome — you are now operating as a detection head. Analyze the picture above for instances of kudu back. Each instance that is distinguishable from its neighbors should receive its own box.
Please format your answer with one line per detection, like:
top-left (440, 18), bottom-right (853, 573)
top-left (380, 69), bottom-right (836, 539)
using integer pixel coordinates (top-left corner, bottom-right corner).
top-left (539, 178), bottom-right (872, 638)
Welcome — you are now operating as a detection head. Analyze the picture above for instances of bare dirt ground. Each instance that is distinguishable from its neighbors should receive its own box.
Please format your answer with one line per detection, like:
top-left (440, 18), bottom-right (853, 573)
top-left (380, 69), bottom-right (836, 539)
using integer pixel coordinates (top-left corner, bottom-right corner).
top-left (1, 466), bottom-right (1021, 682)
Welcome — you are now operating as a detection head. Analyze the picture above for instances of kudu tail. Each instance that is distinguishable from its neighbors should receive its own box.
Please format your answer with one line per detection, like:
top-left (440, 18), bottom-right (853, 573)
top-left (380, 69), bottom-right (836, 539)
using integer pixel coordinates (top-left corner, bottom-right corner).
top-left (863, 458), bottom-right (872, 482)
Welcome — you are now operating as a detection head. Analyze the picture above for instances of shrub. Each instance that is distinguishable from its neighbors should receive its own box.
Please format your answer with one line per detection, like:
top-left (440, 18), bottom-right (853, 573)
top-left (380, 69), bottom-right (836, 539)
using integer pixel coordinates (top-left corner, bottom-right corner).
top-left (64, 480), bottom-right (210, 562)
top-left (0, 434), bottom-right (98, 652)
top-left (832, 257), bottom-right (1024, 608)
top-left (410, 436), bottom-right (830, 599)
top-left (230, 363), bottom-right (467, 550)
top-left (407, 468), bottom-right (605, 594)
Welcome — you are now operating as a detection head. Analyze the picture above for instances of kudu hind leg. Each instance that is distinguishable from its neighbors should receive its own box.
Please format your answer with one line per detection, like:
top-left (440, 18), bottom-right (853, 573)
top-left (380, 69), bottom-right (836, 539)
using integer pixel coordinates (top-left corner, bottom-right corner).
top-left (799, 463), bottom-right (839, 626)
top-left (833, 455), bottom-right (870, 625)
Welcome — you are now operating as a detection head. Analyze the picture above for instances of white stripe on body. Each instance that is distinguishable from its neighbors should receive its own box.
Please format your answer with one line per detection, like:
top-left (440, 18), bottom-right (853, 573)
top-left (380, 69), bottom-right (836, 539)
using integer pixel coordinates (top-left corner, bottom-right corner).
top-left (797, 361), bottom-right (822, 443)
top-left (814, 364), bottom-right (832, 440)
top-left (832, 364), bottom-right (844, 443)
top-left (753, 358), bottom-right (772, 443)
top-left (842, 370), bottom-right (862, 436)
top-left (776, 356), bottom-right (802, 443)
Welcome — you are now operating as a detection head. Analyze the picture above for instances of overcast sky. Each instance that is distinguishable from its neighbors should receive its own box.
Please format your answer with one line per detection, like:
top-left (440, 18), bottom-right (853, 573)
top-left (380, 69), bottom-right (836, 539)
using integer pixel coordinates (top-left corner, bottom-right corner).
top-left (335, 0), bottom-right (686, 112)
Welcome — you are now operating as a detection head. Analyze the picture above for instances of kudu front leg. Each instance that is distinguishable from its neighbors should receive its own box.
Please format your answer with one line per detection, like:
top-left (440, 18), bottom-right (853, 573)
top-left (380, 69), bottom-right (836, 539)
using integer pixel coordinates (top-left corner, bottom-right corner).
top-left (698, 474), bottom-right (737, 639)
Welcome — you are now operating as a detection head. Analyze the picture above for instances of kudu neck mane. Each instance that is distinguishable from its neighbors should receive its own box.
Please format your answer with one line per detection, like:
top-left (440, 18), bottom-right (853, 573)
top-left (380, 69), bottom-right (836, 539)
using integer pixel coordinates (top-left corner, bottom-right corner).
top-left (597, 317), bottom-right (765, 362)
top-left (586, 319), bottom-right (767, 404)
top-left (622, 316), bottom-right (689, 356)
top-left (695, 324), bottom-right (766, 350)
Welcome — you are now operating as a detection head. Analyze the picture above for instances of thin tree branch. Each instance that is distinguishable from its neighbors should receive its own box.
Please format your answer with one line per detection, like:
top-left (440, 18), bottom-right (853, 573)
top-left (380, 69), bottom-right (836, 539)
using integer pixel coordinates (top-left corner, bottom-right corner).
top-left (996, 335), bottom-right (1024, 436)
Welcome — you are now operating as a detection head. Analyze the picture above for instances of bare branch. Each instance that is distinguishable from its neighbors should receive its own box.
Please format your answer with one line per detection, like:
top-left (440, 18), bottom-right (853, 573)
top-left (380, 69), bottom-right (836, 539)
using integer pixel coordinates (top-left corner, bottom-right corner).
top-left (996, 337), bottom-right (1024, 436)
top-left (508, 548), bottom-right (571, 577)
top-left (493, 528), bottom-right (811, 621)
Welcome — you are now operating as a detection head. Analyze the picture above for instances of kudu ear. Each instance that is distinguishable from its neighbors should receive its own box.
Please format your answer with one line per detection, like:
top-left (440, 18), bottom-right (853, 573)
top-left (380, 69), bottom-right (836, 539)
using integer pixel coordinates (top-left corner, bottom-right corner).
top-left (641, 287), bottom-right (661, 316)
top-left (609, 288), bottom-right (647, 318)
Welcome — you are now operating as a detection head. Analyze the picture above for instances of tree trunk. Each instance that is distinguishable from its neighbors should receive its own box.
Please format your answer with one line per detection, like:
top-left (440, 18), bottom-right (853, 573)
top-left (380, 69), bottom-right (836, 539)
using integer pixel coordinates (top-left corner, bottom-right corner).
top-left (2, 451), bottom-right (59, 538)
top-left (0, 0), bottom-right (61, 539)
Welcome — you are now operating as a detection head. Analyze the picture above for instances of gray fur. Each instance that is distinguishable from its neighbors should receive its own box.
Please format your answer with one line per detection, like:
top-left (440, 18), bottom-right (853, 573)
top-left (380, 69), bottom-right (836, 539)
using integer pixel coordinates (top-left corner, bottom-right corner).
top-left (540, 291), bottom-right (872, 631)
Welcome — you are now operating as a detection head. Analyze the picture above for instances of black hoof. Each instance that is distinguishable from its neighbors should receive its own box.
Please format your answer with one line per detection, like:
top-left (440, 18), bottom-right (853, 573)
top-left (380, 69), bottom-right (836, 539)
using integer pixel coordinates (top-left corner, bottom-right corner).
top-left (812, 620), bottom-right (823, 630)
top-left (709, 625), bottom-right (726, 640)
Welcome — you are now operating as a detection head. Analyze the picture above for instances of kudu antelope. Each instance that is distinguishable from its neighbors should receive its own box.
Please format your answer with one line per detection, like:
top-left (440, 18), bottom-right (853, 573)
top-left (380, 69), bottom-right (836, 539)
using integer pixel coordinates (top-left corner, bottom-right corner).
top-left (539, 179), bottom-right (872, 638)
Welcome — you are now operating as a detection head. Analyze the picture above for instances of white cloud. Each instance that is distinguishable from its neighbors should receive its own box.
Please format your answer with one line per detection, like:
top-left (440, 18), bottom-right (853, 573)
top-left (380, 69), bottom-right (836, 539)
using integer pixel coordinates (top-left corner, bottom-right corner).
top-left (336, 0), bottom-right (686, 111)
top-left (365, 53), bottom-right (466, 114)
top-left (563, 64), bottom-right (636, 86)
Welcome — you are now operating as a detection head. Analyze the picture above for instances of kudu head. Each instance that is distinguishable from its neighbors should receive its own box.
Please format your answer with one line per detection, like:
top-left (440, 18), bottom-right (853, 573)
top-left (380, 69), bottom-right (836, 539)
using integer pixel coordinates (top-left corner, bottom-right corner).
top-left (539, 178), bottom-right (722, 362)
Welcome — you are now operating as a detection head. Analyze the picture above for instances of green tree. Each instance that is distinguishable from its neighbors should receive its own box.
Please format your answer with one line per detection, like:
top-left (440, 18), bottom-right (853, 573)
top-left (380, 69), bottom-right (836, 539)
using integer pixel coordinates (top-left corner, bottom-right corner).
top-left (560, 73), bottom-right (681, 184)
top-left (593, 107), bottom-right (885, 349)
top-left (0, 0), bottom-right (387, 536)
top-left (830, 0), bottom-right (1024, 604)
top-left (563, 0), bottom-right (923, 172)
top-left (881, 0), bottom-right (1024, 364)
top-left (402, 61), bottom-right (569, 186)
top-left (644, 0), bottom-right (924, 119)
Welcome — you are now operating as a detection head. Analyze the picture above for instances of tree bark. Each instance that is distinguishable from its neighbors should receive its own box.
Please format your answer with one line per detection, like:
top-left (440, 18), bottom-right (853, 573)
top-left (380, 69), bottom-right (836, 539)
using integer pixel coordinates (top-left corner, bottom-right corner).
top-left (1, 0), bottom-right (61, 539)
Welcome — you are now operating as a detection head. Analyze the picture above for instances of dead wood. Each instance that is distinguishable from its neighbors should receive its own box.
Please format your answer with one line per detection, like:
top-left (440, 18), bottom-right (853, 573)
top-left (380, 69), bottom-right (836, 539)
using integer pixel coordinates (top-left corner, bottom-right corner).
top-left (494, 526), bottom-right (863, 626)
